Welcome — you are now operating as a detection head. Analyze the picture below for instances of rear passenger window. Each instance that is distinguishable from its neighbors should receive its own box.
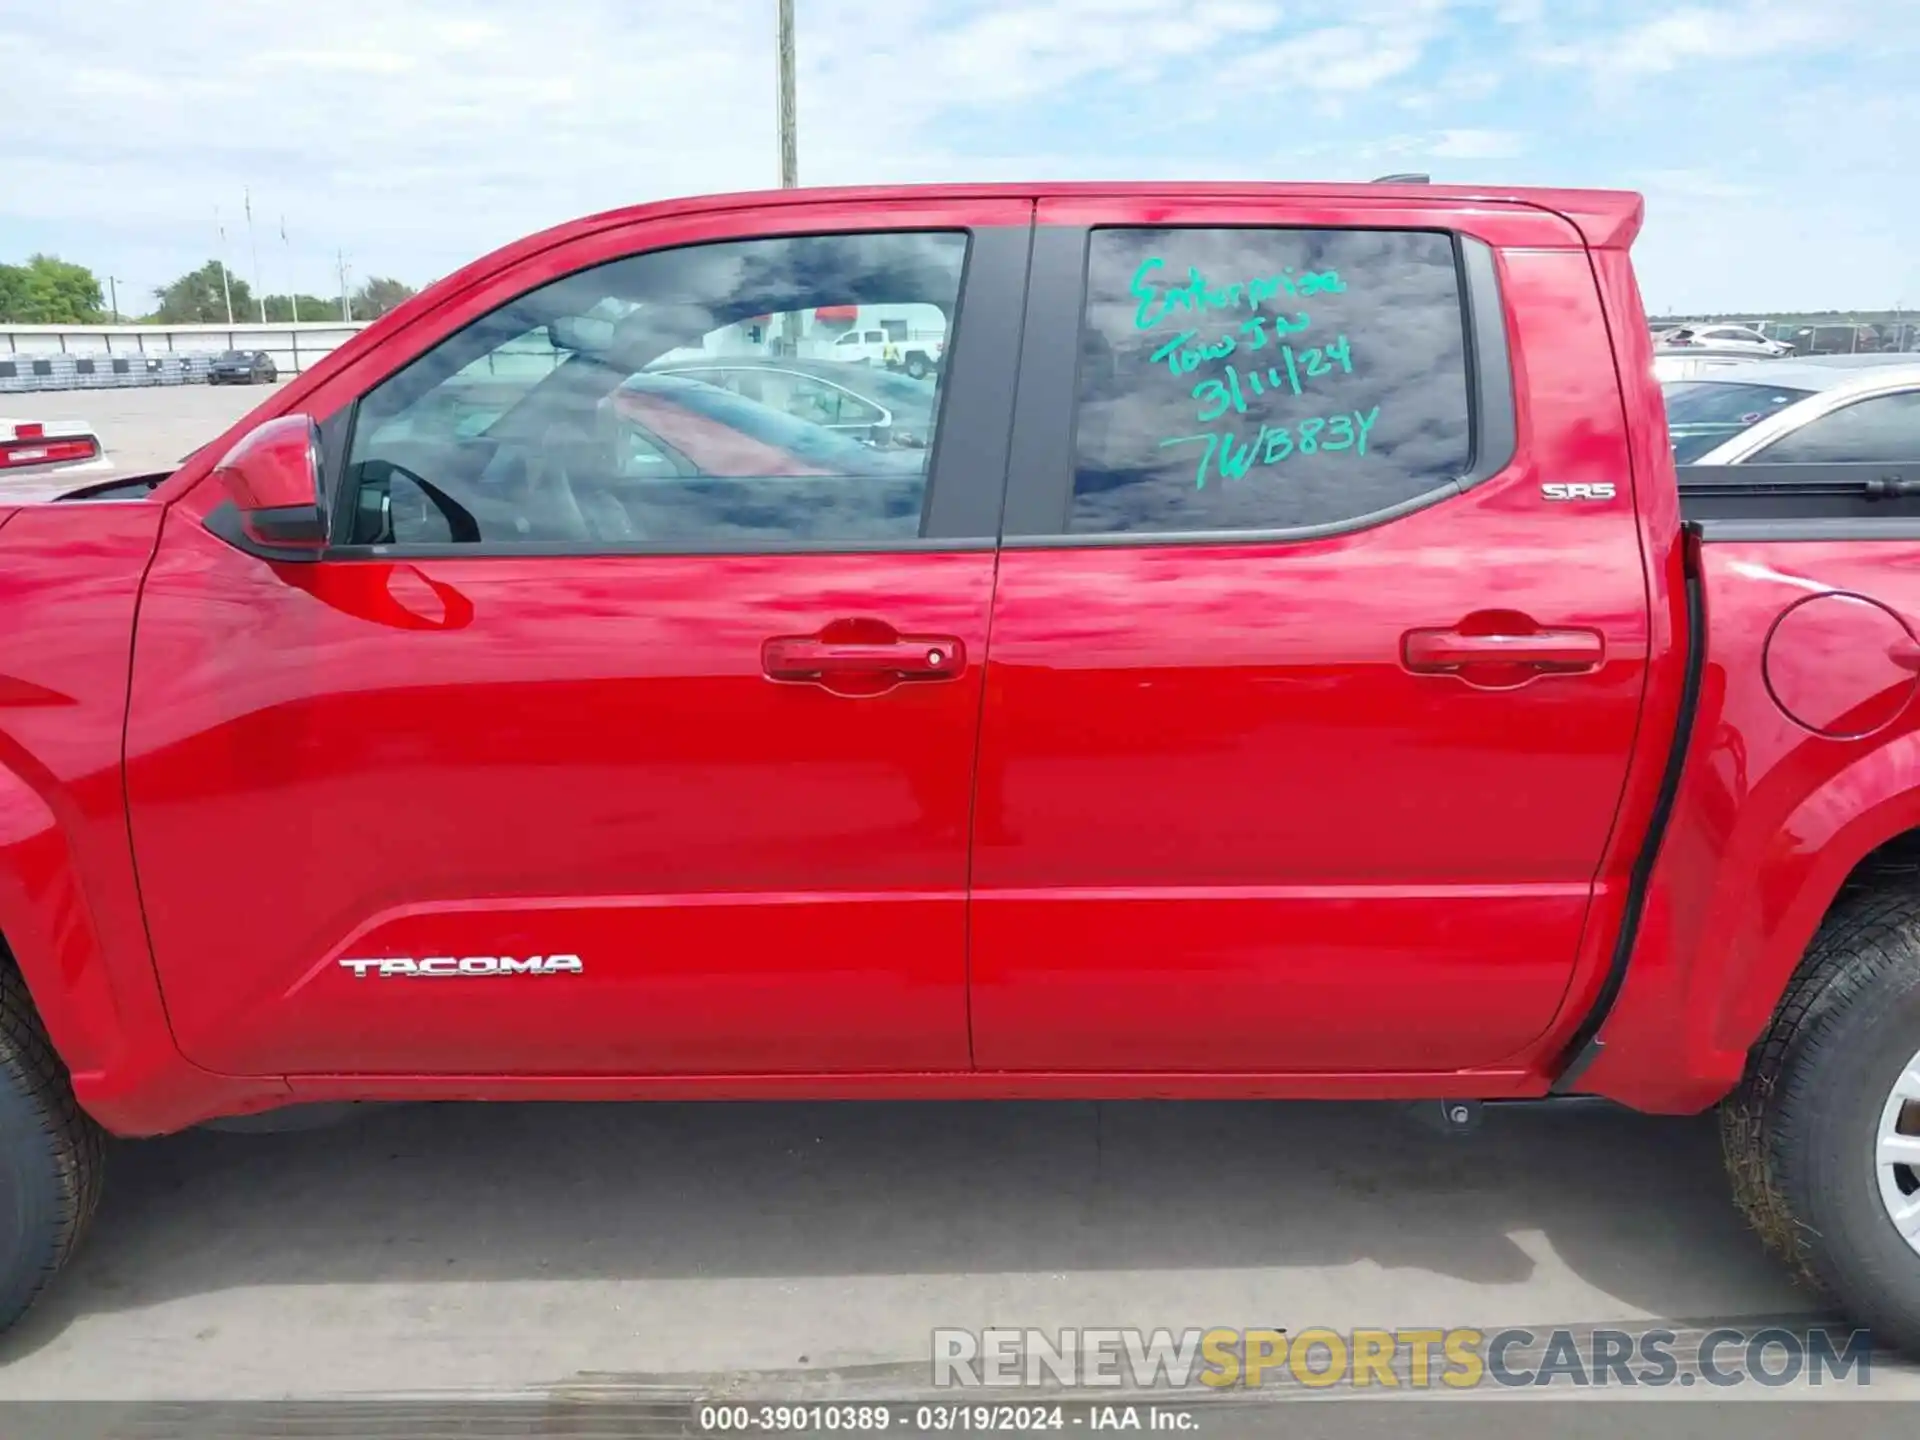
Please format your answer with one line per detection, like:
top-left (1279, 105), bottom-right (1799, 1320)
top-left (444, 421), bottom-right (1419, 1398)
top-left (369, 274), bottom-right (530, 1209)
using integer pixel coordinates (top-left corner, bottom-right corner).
top-left (1070, 228), bottom-right (1474, 535)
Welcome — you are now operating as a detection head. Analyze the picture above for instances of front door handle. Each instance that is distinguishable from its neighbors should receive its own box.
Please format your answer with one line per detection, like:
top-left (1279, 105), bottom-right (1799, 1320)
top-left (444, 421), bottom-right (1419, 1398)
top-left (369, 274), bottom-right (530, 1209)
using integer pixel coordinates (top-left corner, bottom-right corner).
top-left (1403, 627), bottom-right (1604, 675)
top-left (762, 633), bottom-right (966, 683)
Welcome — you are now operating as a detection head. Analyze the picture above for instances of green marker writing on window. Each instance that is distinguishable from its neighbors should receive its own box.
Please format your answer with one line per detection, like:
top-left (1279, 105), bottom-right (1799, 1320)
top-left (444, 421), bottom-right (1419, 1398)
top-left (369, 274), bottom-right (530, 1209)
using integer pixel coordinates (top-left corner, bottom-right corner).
top-left (1158, 406), bottom-right (1381, 490)
top-left (1130, 256), bottom-right (1347, 331)
top-left (1191, 336), bottom-right (1355, 420)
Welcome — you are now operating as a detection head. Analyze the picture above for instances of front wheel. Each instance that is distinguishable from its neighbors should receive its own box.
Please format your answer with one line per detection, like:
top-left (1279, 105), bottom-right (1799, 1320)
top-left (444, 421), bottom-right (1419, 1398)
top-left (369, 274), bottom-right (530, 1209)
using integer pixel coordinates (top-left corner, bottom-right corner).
top-left (0, 964), bottom-right (104, 1332)
top-left (1723, 889), bottom-right (1920, 1354)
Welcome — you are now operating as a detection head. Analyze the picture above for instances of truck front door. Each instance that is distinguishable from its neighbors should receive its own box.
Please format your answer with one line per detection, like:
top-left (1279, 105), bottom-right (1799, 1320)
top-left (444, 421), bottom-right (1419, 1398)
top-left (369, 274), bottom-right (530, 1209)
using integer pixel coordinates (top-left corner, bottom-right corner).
top-left (969, 196), bottom-right (1653, 1073)
top-left (126, 200), bottom-right (1031, 1077)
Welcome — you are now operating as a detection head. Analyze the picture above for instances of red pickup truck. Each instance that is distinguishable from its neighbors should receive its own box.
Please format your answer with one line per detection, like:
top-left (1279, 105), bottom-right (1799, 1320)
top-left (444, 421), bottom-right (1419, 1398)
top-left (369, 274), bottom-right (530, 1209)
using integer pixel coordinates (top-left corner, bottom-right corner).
top-left (6, 181), bottom-right (1920, 1347)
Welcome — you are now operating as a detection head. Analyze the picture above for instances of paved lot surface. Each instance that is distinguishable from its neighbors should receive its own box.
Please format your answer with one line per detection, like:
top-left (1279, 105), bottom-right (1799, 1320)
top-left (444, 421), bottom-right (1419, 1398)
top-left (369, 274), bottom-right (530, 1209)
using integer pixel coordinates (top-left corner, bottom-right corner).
top-left (0, 1098), bottom-right (1909, 1401)
top-left (2, 381), bottom-right (290, 478)
top-left (0, 390), bottom-right (1914, 1408)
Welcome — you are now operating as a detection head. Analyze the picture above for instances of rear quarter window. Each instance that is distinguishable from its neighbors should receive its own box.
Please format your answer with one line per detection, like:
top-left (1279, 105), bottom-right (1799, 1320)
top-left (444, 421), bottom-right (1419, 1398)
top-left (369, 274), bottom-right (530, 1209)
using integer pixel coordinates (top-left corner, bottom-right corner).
top-left (1069, 227), bottom-right (1475, 536)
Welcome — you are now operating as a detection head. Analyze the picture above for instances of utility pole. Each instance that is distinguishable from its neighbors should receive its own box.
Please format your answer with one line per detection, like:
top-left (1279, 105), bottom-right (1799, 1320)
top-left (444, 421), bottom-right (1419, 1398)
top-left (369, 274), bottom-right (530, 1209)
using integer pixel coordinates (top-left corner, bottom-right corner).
top-left (282, 217), bottom-right (298, 323)
top-left (215, 207), bottom-right (235, 325)
top-left (338, 251), bottom-right (353, 322)
top-left (245, 187), bottom-right (265, 322)
top-left (776, 0), bottom-right (799, 356)
top-left (776, 0), bottom-right (797, 188)
top-left (107, 277), bottom-right (120, 325)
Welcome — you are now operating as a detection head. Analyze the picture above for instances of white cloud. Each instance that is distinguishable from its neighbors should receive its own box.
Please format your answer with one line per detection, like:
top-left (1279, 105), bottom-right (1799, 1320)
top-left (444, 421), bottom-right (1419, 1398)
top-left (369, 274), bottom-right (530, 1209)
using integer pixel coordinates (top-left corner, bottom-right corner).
top-left (0, 0), bottom-right (1914, 312)
top-left (1539, 0), bottom-right (1890, 79)
top-left (1430, 128), bottom-right (1525, 158)
top-left (255, 48), bottom-right (419, 74)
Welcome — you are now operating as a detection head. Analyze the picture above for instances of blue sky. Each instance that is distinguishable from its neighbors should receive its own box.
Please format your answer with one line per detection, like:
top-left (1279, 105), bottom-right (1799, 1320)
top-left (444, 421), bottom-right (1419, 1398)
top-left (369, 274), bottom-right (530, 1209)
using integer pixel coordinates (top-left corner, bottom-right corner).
top-left (2, 0), bottom-right (1915, 315)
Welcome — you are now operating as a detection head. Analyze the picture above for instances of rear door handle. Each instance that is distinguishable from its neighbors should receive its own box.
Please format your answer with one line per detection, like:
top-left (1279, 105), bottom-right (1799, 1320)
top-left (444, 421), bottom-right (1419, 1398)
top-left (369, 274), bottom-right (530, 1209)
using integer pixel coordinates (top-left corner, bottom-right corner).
top-left (762, 634), bottom-right (966, 682)
top-left (1403, 628), bottom-right (1605, 674)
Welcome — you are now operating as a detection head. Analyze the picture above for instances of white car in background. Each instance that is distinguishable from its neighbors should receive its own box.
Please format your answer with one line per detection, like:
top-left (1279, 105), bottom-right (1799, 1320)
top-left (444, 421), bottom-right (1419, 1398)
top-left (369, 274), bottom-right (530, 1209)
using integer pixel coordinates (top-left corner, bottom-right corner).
top-left (0, 417), bottom-right (110, 492)
top-left (1662, 360), bottom-right (1920, 464)
top-left (1658, 323), bottom-right (1792, 357)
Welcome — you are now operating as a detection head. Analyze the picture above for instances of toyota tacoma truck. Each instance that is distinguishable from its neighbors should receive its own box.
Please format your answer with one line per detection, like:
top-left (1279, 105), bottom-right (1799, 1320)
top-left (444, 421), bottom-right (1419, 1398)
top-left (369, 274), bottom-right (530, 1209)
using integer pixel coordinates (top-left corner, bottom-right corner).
top-left (7, 181), bottom-right (1920, 1347)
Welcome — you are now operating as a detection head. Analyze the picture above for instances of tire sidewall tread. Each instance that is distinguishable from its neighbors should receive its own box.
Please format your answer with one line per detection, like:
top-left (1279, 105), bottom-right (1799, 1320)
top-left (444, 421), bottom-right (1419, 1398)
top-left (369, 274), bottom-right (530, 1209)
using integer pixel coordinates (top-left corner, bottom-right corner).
top-left (1723, 887), bottom-right (1920, 1353)
top-left (0, 965), bottom-right (104, 1333)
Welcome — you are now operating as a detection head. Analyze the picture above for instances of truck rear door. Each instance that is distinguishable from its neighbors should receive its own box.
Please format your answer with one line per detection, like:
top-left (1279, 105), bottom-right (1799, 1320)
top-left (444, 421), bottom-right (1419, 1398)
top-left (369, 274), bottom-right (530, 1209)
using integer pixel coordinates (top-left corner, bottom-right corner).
top-left (969, 193), bottom-right (1652, 1073)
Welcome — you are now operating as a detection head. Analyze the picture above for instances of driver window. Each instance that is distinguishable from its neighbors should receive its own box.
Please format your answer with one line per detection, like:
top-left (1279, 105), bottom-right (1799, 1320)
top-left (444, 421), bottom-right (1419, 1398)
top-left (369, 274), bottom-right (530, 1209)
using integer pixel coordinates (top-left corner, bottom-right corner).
top-left (343, 231), bottom-right (966, 548)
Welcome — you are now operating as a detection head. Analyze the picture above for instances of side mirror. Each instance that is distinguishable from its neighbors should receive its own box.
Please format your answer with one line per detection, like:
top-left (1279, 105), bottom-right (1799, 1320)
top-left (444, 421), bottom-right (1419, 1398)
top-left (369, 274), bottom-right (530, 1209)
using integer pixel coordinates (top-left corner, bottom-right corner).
top-left (210, 414), bottom-right (326, 553)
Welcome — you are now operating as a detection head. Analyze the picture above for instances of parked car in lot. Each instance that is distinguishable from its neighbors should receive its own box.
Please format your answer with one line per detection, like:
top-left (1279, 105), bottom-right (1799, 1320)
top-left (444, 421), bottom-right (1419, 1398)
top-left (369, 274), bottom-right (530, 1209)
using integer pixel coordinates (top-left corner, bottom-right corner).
top-left (1779, 323), bottom-right (1920, 357)
top-left (20, 181), bottom-right (1920, 1351)
top-left (0, 417), bottom-right (108, 488)
top-left (1658, 323), bottom-right (1791, 357)
top-left (1663, 360), bottom-right (1920, 463)
top-left (207, 349), bottom-right (278, 385)
top-left (648, 356), bottom-right (940, 449)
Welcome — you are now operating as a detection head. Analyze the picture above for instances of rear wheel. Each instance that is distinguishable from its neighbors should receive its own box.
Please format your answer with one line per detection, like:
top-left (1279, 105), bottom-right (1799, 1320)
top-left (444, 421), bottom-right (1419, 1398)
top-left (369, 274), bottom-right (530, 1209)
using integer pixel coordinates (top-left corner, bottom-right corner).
top-left (905, 355), bottom-right (929, 380)
top-left (1722, 889), bottom-right (1920, 1353)
top-left (0, 963), bottom-right (104, 1331)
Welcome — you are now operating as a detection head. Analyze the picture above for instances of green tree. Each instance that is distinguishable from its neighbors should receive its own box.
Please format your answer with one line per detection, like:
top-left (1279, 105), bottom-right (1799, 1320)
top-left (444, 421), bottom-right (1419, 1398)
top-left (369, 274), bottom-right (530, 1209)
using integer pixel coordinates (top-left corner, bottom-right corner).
top-left (351, 276), bottom-right (417, 320)
top-left (151, 261), bottom-right (254, 324)
top-left (260, 293), bottom-right (339, 323)
top-left (0, 254), bottom-right (105, 323)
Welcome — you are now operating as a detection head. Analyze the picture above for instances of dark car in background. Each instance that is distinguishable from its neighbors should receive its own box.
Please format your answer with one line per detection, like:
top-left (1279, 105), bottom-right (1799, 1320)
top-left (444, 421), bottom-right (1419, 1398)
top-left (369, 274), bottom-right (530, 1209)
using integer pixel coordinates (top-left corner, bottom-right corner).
top-left (207, 350), bottom-right (278, 386)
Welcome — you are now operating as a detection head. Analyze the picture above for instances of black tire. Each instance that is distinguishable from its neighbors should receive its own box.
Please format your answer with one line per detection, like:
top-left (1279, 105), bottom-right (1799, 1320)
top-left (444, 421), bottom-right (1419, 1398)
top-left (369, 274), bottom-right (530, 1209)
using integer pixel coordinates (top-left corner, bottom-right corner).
top-left (905, 355), bottom-right (929, 380)
top-left (1722, 887), bottom-right (1920, 1353)
top-left (0, 963), bottom-right (104, 1332)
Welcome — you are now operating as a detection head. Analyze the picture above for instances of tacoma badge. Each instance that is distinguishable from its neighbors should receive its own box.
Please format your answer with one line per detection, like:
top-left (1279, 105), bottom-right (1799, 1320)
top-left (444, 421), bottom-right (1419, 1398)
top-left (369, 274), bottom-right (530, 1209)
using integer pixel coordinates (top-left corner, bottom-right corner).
top-left (338, 955), bottom-right (584, 978)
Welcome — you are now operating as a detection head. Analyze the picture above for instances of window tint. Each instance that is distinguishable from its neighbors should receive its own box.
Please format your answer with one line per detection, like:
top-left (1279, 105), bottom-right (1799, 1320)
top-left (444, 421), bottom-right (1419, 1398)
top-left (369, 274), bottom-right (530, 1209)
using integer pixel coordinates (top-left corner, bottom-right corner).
top-left (344, 232), bottom-right (964, 549)
top-left (1069, 227), bottom-right (1474, 536)
top-left (1662, 380), bottom-right (1814, 463)
top-left (1750, 390), bottom-right (1920, 463)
